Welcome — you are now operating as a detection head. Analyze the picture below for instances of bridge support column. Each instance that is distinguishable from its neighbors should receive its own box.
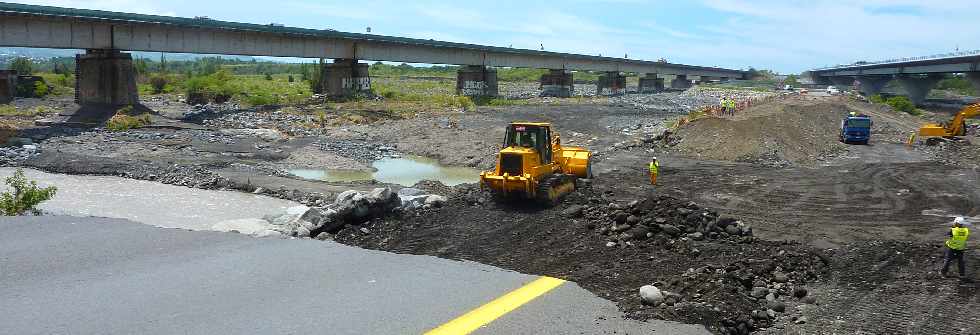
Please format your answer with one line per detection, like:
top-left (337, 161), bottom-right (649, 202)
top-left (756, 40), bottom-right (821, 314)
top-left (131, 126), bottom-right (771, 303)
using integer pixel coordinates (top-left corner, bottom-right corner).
top-left (829, 76), bottom-right (854, 87)
top-left (896, 74), bottom-right (942, 106)
top-left (0, 70), bottom-right (15, 104)
top-left (855, 75), bottom-right (891, 97)
top-left (456, 65), bottom-right (498, 97)
top-left (670, 75), bottom-right (691, 90)
top-left (638, 73), bottom-right (664, 93)
top-left (967, 72), bottom-right (980, 95)
top-left (75, 49), bottom-right (138, 108)
top-left (597, 71), bottom-right (626, 96)
top-left (321, 59), bottom-right (371, 99)
top-left (539, 69), bottom-right (573, 97)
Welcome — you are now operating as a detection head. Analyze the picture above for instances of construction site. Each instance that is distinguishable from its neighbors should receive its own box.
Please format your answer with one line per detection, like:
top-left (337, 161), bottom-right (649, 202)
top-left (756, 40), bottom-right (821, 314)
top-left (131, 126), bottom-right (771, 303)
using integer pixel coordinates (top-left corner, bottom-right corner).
top-left (1, 2), bottom-right (979, 335)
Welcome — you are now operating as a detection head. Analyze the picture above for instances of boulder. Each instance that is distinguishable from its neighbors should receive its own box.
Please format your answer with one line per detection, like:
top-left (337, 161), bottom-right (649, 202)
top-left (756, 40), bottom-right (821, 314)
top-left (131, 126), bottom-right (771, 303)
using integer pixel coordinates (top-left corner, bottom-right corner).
top-left (773, 272), bottom-right (789, 283)
top-left (400, 195), bottom-right (430, 210)
top-left (725, 224), bottom-right (742, 236)
top-left (562, 205), bottom-right (585, 218)
top-left (793, 287), bottom-right (808, 298)
top-left (639, 285), bottom-right (664, 305)
top-left (397, 187), bottom-right (426, 196)
top-left (660, 224), bottom-right (682, 236)
top-left (300, 206), bottom-right (344, 234)
top-left (424, 195), bottom-right (447, 207)
top-left (750, 287), bottom-right (768, 298)
top-left (689, 232), bottom-right (704, 241)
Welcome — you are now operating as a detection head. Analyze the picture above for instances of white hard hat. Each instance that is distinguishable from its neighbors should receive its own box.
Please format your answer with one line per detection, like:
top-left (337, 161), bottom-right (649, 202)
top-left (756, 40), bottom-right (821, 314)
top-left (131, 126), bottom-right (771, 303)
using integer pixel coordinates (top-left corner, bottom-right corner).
top-left (653, 157), bottom-right (658, 160)
top-left (953, 217), bottom-right (966, 225)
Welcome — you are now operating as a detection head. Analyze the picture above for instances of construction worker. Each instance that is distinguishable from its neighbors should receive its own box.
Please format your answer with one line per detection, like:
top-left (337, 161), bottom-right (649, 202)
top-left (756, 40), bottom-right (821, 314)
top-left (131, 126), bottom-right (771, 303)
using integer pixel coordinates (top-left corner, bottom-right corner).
top-left (941, 217), bottom-right (970, 280)
top-left (727, 97), bottom-right (736, 116)
top-left (648, 157), bottom-right (660, 185)
top-left (720, 97), bottom-right (729, 116)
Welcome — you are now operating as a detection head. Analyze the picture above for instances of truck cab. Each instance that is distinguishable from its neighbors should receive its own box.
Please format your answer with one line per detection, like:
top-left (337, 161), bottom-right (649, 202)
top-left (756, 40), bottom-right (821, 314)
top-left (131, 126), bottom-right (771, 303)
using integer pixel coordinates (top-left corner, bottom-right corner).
top-left (840, 115), bottom-right (872, 144)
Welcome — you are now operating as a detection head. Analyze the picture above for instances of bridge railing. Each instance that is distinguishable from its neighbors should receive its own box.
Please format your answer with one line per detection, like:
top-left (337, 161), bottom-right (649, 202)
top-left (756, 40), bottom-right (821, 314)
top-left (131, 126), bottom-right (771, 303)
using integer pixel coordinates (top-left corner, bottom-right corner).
top-left (813, 49), bottom-right (980, 71)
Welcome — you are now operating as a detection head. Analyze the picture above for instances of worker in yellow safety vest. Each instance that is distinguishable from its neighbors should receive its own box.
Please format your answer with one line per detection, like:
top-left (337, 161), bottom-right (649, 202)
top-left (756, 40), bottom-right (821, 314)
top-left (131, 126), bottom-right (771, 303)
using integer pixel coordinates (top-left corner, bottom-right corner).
top-left (648, 157), bottom-right (660, 185)
top-left (727, 98), bottom-right (736, 116)
top-left (941, 217), bottom-right (971, 281)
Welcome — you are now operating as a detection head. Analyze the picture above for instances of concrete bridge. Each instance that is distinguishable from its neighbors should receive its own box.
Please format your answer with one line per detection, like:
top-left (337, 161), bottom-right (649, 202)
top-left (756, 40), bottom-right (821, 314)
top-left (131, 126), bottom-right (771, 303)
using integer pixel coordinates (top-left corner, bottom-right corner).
top-left (807, 50), bottom-right (980, 105)
top-left (0, 2), bottom-right (744, 112)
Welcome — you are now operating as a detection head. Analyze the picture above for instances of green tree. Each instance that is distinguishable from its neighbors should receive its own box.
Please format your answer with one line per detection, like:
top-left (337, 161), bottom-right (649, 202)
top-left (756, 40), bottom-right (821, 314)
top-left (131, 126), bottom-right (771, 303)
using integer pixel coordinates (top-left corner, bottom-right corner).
top-left (0, 169), bottom-right (57, 216)
top-left (784, 75), bottom-right (800, 86)
top-left (9, 57), bottom-right (33, 75)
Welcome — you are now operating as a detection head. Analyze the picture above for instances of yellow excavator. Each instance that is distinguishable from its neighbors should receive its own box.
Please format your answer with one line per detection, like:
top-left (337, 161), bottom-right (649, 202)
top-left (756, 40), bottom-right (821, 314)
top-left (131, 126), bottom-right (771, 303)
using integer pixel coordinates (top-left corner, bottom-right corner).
top-left (919, 103), bottom-right (980, 137)
top-left (480, 122), bottom-right (592, 205)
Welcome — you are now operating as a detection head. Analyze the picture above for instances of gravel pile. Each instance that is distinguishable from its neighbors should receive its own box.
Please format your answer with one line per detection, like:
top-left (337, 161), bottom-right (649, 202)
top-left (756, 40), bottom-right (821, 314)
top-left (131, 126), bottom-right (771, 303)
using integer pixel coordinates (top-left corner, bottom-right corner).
top-left (201, 109), bottom-right (317, 136)
top-left (0, 145), bottom-right (41, 165)
top-left (608, 92), bottom-right (719, 113)
top-left (313, 140), bottom-right (398, 162)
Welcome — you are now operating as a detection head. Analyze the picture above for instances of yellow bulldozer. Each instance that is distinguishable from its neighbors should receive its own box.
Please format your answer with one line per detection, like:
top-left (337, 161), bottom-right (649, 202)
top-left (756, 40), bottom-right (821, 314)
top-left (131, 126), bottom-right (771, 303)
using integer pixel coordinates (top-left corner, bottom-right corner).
top-left (480, 122), bottom-right (592, 205)
top-left (919, 102), bottom-right (980, 138)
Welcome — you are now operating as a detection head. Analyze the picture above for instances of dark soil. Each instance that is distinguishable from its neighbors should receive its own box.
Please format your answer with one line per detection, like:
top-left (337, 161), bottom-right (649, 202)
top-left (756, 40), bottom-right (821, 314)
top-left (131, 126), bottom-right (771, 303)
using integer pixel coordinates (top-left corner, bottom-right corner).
top-left (334, 185), bottom-right (828, 333)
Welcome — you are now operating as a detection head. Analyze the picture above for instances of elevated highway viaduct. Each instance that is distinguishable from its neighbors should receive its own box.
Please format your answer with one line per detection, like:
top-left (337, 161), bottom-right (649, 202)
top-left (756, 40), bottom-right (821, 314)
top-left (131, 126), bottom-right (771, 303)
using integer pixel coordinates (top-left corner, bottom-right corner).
top-left (807, 51), bottom-right (980, 105)
top-left (0, 2), bottom-right (744, 112)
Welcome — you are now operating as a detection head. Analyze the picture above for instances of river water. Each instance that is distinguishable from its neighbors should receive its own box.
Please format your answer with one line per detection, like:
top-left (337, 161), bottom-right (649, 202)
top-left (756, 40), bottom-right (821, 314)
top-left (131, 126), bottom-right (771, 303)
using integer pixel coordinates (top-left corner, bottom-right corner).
top-left (0, 168), bottom-right (300, 230)
top-left (290, 155), bottom-right (481, 186)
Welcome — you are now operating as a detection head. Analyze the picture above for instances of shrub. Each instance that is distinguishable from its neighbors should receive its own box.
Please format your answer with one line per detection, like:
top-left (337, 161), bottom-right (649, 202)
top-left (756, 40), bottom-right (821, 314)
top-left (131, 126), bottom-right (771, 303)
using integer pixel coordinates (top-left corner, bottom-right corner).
top-left (245, 92), bottom-right (279, 106)
top-left (32, 81), bottom-right (49, 97)
top-left (149, 75), bottom-right (169, 94)
top-left (288, 75), bottom-right (295, 82)
top-left (106, 106), bottom-right (151, 131)
top-left (0, 168), bottom-right (57, 216)
top-left (868, 94), bottom-right (886, 104)
top-left (264, 73), bottom-right (273, 81)
top-left (9, 57), bottom-right (33, 75)
top-left (885, 96), bottom-right (920, 115)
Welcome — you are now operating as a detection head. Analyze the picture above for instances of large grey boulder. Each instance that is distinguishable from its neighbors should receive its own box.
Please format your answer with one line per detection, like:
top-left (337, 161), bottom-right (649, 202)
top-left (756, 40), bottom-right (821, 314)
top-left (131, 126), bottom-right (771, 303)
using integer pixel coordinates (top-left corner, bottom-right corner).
top-left (424, 195), bottom-right (448, 207)
top-left (639, 285), bottom-right (664, 305)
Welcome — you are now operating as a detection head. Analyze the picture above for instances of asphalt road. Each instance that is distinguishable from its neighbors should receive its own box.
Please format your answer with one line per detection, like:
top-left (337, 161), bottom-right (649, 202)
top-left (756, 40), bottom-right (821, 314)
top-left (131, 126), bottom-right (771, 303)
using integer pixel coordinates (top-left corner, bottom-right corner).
top-left (0, 216), bottom-right (708, 335)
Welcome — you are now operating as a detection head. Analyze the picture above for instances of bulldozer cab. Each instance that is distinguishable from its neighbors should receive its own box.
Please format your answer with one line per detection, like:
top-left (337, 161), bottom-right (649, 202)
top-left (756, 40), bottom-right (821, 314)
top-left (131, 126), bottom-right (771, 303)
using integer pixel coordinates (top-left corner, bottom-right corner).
top-left (504, 123), bottom-right (552, 164)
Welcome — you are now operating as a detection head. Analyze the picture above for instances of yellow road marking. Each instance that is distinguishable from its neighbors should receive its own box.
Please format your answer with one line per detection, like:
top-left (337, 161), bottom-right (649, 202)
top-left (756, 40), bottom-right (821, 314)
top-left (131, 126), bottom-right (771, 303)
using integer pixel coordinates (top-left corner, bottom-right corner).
top-left (424, 276), bottom-right (566, 335)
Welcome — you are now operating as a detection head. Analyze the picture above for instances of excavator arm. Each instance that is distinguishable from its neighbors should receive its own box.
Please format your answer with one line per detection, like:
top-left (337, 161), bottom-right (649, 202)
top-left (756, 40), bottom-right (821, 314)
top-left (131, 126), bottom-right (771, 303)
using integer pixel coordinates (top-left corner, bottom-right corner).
top-left (948, 103), bottom-right (980, 136)
top-left (919, 103), bottom-right (980, 137)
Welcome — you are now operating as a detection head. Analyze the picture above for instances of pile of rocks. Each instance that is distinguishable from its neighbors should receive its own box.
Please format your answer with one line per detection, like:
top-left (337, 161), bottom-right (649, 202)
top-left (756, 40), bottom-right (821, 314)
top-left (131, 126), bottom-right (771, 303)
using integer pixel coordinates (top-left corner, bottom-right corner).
top-left (0, 143), bottom-right (40, 165)
top-left (652, 245), bottom-right (824, 334)
top-left (217, 187), bottom-right (447, 239)
top-left (578, 195), bottom-right (754, 246)
top-left (607, 92), bottom-right (718, 114)
top-left (313, 140), bottom-right (399, 162)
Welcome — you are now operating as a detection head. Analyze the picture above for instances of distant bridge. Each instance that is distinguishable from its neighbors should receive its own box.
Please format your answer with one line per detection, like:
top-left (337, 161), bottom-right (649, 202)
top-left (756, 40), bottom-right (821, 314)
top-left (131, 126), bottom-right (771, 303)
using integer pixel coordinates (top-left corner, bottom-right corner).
top-left (807, 50), bottom-right (980, 105)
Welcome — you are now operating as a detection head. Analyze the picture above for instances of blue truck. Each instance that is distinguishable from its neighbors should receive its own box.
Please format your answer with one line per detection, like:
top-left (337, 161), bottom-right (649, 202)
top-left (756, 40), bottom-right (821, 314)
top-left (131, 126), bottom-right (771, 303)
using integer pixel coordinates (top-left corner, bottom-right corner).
top-left (839, 114), bottom-right (872, 144)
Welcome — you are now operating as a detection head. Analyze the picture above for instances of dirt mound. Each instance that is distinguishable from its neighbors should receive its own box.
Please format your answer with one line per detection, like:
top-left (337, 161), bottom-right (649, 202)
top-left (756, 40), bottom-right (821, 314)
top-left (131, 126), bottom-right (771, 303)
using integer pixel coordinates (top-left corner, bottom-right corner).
top-left (670, 101), bottom-right (918, 165)
top-left (334, 186), bottom-right (827, 333)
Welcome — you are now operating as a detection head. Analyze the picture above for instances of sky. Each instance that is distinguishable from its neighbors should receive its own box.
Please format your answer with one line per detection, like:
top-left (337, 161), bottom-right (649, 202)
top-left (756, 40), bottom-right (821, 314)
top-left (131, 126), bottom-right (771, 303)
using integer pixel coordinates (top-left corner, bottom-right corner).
top-left (12, 0), bottom-right (980, 73)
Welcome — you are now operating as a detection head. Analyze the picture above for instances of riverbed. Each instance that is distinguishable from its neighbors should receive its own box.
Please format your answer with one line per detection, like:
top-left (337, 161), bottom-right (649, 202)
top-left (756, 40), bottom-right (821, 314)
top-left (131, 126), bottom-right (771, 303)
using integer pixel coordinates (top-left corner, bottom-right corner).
top-left (0, 168), bottom-right (300, 230)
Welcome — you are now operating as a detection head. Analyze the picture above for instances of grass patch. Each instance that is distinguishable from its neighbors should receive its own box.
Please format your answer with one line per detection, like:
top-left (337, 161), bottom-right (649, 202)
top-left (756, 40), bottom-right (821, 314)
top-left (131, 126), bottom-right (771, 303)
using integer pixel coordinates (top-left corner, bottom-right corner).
top-left (884, 96), bottom-right (921, 116)
top-left (0, 105), bottom-right (52, 117)
top-left (106, 106), bottom-right (151, 131)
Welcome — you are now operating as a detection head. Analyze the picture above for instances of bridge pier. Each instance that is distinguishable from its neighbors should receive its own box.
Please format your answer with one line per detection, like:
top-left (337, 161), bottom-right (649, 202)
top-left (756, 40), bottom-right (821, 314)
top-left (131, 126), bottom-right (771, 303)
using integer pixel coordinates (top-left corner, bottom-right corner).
top-left (0, 70), bottom-right (15, 104)
top-left (321, 59), bottom-right (371, 99)
top-left (539, 69), bottom-right (573, 97)
top-left (670, 75), bottom-right (691, 90)
top-left (967, 72), bottom-right (980, 94)
top-left (829, 76), bottom-right (854, 87)
top-left (855, 75), bottom-right (892, 97)
top-left (75, 49), bottom-right (139, 108)
top-left (638, 73), bottom-right (664, 93)
top-left (597, 71), bottom-right (626, 96)
top-left (456, 65), bottom-right (498, 98)
top-left (896, 74), bottom-right (942, 106)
